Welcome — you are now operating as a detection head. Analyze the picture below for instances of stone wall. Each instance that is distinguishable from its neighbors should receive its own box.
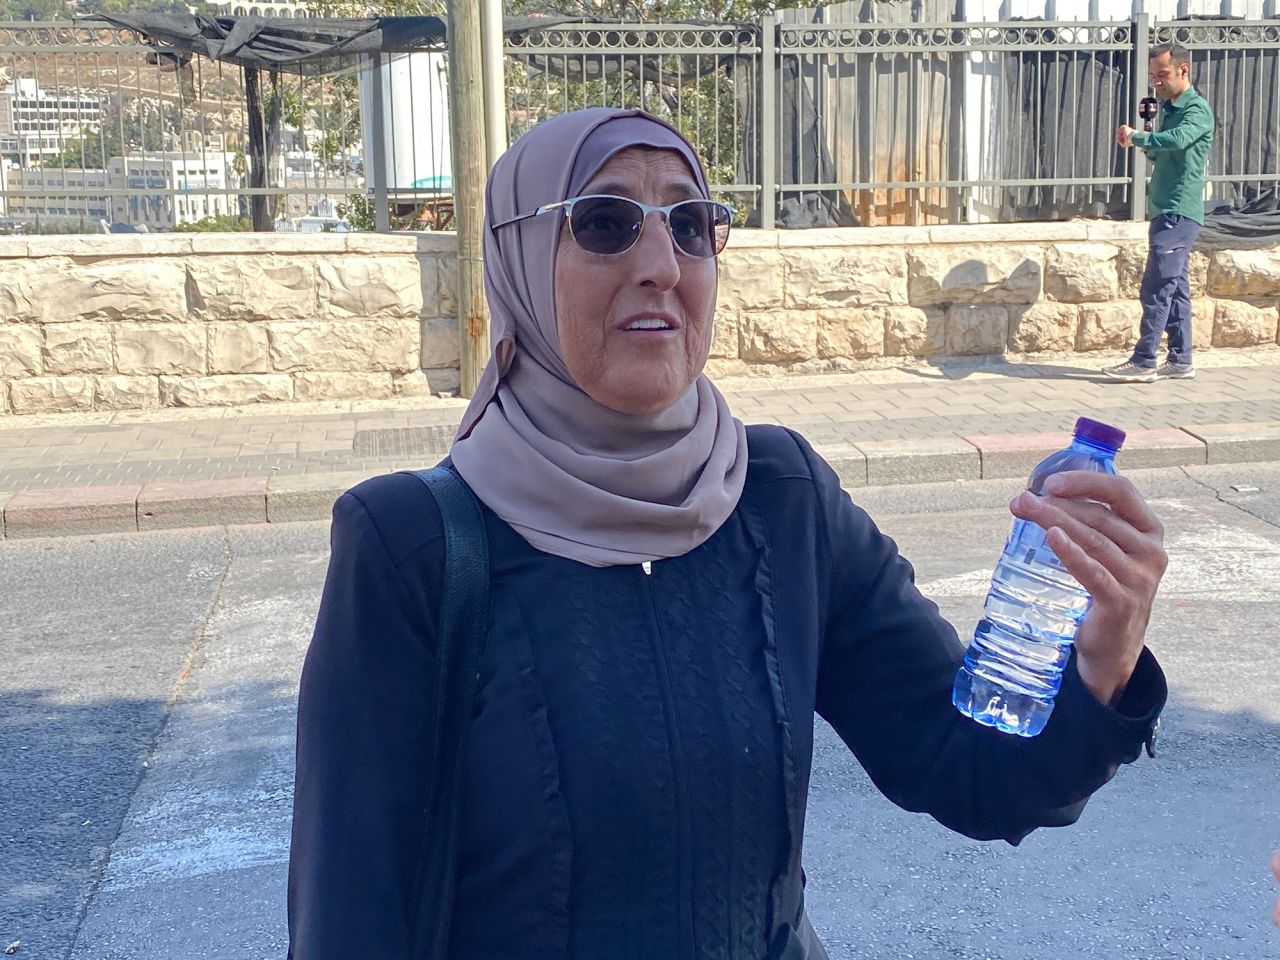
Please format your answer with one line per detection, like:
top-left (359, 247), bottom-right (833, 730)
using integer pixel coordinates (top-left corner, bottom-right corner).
top-left (705, 222), bottom-right (1280, 378)
top-left (0, 233), bottom-right (458, 415)
top-left (2, 224), bottom-right (1279, 416)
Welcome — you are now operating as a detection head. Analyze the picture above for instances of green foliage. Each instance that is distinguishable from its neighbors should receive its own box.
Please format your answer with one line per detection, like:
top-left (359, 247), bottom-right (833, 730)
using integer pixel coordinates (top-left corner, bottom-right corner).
top-left (172, 212), bottom-right (252, 232)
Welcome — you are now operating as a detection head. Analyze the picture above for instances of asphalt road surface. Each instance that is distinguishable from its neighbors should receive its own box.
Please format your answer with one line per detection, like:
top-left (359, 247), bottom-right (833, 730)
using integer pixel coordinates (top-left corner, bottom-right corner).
top-left (2, 463), bottom-right (1278, 959)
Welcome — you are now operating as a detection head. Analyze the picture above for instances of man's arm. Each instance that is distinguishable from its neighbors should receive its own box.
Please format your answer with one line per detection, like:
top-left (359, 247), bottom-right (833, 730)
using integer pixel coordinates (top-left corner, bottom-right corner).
top-left (1130, 102), bottom-right (1213, 152)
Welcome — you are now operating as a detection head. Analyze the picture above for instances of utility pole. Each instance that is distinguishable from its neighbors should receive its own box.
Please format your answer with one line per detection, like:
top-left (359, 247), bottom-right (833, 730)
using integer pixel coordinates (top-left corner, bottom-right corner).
top-left (448, 0), bottom-right (490, 398)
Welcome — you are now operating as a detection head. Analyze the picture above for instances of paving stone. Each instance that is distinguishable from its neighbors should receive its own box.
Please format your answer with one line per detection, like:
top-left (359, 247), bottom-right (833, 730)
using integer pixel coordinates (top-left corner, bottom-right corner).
top-left (857, 437), bottom-right (982, 485)
top-left (1180, 422), bottom-right (1280, 465)
top-left (965, 432), bottom-right (1074, 480)
top-left (4, 484), bottom-right (140, 538)
top-left (266, 470), bottom-right (385, 524)
top-left (137, 477), bottom-right (268, 531)
top-left (1117, 428), bottom-right (1207, 469)
top-left (810, 442), bottom-right (867, 487)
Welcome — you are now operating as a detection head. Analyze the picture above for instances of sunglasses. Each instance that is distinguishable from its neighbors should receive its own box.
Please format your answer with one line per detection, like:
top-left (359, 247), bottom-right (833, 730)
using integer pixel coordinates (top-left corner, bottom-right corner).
top-left (493, 194), bottom-right (733, 260)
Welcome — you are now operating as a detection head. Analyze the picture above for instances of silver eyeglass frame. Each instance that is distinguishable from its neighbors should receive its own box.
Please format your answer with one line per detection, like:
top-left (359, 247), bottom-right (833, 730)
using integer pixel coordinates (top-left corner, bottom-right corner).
top-left (491, 193), bottom-right (734, 259)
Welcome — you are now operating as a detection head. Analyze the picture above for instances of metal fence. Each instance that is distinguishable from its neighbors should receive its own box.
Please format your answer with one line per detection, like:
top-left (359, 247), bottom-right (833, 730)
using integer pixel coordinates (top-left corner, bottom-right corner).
top-left (0, 15), bottom-right (1276, 233)
top-left (518, 15), bottom-right (1280, 228)
top-left (0, 22), bottom-right (452, 235)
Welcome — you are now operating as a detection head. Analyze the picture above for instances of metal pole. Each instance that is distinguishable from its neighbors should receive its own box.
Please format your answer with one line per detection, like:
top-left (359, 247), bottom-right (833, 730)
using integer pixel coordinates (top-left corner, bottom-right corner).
top-left (760, 12), bottom-right (777, 230)
top-left (1131, 12), bottom-right (1151, 222)
top-left (449, 0), bottom-right (491, 398)
top-left (369, 53), bottom-right (391, 233)
top-left (480, 0), bottom-right (507, 169)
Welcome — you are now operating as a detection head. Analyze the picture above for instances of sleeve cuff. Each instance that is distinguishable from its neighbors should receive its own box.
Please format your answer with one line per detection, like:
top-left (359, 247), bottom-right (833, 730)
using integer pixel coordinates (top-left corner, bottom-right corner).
top-left (1130, 131), bottom-right (1151, 147)
top-left (1054, 646), bottom-right (1167, 759)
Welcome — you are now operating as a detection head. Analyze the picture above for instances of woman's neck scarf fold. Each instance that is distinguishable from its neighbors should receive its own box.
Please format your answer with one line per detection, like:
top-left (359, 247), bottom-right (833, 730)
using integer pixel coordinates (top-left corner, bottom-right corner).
top-left (450, 108), bottom-right (748, 568)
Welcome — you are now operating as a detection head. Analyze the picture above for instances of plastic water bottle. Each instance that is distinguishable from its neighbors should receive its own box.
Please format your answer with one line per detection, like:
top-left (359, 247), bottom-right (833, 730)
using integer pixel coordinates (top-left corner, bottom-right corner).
top-left (952, 417), bottom-right (1126, 737)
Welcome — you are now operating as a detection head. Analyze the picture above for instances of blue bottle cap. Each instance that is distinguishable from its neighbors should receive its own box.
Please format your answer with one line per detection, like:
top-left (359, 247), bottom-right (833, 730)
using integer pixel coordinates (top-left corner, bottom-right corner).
top-left (1073, 416), bottom-right (1125, 451)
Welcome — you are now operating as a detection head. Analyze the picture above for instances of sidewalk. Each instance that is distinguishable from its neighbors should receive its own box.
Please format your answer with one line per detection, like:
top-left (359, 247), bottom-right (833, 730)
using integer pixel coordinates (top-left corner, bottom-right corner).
top-left (5, 347), bottom-right (1280, 539)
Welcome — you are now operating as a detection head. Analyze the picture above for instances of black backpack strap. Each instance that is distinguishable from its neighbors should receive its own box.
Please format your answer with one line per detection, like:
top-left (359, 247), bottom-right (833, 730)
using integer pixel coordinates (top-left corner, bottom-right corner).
top-left (407, 466), bottom-right (492, 960)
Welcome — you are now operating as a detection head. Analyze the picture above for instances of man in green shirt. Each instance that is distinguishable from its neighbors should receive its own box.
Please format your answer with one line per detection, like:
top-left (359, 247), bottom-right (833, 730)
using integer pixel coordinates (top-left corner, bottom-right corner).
top-left (1105, 42), bottom-right (1214, 383)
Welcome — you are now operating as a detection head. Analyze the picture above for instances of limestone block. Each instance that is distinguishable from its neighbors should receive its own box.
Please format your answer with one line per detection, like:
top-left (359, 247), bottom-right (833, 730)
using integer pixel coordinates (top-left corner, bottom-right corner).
top-left (420, 315), bottom-right (461, 368)
top-left (908, 246), bottom-right (1043, 305)
top-left (370, 320), bottom-right (421, 373)
top-left (1213, 300), bottom-right (1279, 348)
top-left (1207, 248), bottom-right (1280, 298)
top-left (209, 323), bottom-right (270, 374)
top-left (785, 248), bottom-right (907, 310)
top-left (717, 248), bottom-right (785, 311)
top-left (1044, 243), bottom-right (1118, 303)
top-left (0, 259), bottom-right (56, 323)
top-left (317, 257), bottom-right (424, 319)
top-left (1077, 302), bottom-right (1140, 351)
top-left (1009, 303), bottom-right (1079, 353)
top-left (436, 255), bottom-right (458, 317)
top-left (0, 325), bottom-right (42, 376)
top-left (415, 256), bottom-right (444, 318)
top-left (1189, 250), bottom-right (1210, 298)
top-left (739, 310), bottom-right (817, 363)
top-left (1116, 244), bottom-right (1208, 299)
top-left (161, 374), bottom-right (293, 407)
top-left (33, 260), bottom-right (188, 323)
top-left (269, 319), bottom-right (418, 373)
top-left (294, 371), bottom-right (394, 401)
top-left (187, 257), bottom-right (316, 321)
top-left (43, 323), bottom-right (114, 374)
top-left (882, 306), bottom-right (946, 357)
top-left (114, 323), bottom-right (206, 375)
top-left (1115, 243), bottom-right (1148, 299)
top-left (393, 370), bottom-right (433, 397)
top-left (710, 314), bottom-right (739, 359)
top-left (1193, 298), bottom-right (1214, 350)
top-left (946, 305), bottom-right (1009, 356)
top-left (817, 308), bottom-right (886, 360)
top-left (95, 375), bottom-right (160, 410)
top-left (9, 375), bottom-right (95, 413)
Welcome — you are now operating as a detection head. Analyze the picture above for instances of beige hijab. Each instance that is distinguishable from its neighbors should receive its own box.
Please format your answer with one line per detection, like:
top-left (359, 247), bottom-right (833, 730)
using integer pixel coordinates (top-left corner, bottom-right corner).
top-left (449, 108), bottom-right (748, 568)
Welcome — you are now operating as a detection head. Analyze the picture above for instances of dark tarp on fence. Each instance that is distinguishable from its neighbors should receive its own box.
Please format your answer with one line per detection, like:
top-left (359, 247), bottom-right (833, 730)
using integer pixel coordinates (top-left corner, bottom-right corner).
top-left (997, 35), bottom-right (1132, 221)
top-left (84, 13), bottom-right (447, 75)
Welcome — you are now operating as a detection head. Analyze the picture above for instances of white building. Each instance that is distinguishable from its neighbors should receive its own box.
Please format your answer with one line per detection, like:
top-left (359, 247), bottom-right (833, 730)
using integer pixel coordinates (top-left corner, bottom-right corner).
top-left (107, 150), bottom-right (238, 229)
top-left (2, 165), bottom-right (110, 224)
top-left (0, 78), bottom-right (102, 165)
top-left (218, 0), bottom-right (317, 17)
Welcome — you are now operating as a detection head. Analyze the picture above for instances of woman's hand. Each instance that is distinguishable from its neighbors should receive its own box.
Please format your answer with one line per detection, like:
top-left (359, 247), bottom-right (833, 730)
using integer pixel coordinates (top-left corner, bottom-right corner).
top-left (1009, 471), bottom-right (1168, 707)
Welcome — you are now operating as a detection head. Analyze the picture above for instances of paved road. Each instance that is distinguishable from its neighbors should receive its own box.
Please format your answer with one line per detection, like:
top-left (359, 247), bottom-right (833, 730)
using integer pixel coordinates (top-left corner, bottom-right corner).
top-left (2, 463), bottom-right (1278, 959)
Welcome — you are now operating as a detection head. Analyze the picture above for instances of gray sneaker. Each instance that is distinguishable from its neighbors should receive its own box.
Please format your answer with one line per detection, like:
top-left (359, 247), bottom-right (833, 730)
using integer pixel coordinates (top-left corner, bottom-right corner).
top-left (1157, 361), bottom-right (1196, 380)
top-left (1103, 360), bottom-right (1158, 383)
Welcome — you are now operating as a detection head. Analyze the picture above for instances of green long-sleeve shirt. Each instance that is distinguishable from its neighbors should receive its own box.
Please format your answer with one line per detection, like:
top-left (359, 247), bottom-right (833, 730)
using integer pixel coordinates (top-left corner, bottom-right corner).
top-left (1130, 86), bottom-right (1214, 223)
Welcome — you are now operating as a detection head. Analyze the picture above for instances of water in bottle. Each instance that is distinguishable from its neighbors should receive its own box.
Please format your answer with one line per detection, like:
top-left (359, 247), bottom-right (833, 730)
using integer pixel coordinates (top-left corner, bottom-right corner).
top-left (952, 417), bottom-right (1126, 737)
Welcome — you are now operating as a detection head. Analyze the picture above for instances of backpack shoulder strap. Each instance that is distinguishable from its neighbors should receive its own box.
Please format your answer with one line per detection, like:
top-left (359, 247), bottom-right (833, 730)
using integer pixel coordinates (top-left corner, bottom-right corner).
top-left (408, 465), bottom-right (491, 960)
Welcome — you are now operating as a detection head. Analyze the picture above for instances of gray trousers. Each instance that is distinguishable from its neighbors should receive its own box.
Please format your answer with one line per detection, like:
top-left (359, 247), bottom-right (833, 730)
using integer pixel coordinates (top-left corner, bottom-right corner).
top-left (1131, 212), bottom-right (1202, 367)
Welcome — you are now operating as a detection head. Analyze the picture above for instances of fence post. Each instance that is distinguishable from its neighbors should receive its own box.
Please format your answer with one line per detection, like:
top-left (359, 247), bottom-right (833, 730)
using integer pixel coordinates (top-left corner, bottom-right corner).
top-left (1130, 12), bottom-right (1151, 222)
top-left (760, 12), bottom-right (777, 230)
top-left (369, 54), bottom-right (391, 233)
top-left (449, 0), bottom-right (492, 398)
top-left (480, 0), bottom-right (507, 168)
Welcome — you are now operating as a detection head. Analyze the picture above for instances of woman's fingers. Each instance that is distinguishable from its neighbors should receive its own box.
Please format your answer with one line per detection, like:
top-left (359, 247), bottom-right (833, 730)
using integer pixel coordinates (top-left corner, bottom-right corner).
top-left (1043, 525), bottom-right (1125, 601)
top-left (1014, 491), bottom-right (1148, 558)
top-left (1042, 471), bottom-right (1164, 537)
top-left (1011, 491), bottom-right (1168, 590)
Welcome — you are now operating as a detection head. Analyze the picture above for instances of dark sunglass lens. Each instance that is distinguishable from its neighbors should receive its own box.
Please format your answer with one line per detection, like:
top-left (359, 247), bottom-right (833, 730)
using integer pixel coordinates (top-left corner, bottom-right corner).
top-left (670, 202), bottom-right (730, 258)
top-left (569, 197), bottom-right (643, 255)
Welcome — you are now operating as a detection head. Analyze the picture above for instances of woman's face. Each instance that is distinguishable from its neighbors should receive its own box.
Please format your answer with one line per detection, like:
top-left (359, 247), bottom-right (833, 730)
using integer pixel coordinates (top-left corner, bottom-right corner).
top-left (553, 148), bottom-right (718, 417)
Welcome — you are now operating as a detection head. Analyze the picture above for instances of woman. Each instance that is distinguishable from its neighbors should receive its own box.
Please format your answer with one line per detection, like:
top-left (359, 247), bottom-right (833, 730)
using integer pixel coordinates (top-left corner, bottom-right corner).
top-left (287, 108), bottom-right (1168, 960)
